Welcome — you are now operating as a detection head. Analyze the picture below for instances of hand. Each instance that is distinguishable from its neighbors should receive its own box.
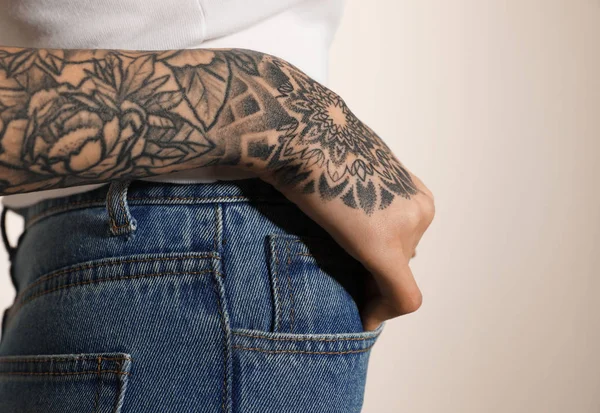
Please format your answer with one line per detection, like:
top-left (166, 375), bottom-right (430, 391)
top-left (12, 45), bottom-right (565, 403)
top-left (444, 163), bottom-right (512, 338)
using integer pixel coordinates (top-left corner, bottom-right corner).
top-left (262, 164), bottom-right (434, 331)
top-left (0, 46), bottom-right (434, 329)
top-left (250, 59), bottom-right (435, 330)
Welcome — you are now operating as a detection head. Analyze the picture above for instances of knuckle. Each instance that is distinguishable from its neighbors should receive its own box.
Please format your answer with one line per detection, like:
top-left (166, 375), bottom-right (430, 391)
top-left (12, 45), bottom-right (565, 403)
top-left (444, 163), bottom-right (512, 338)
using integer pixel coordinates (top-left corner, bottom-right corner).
top-left (405, 198), bottom-right (435, 228)
top-left (399, 290), bottom-right (423, 314)
top-left (420, 196), bottom-right (436, 223)
top-left (404, 204), bottom-right (423, 227)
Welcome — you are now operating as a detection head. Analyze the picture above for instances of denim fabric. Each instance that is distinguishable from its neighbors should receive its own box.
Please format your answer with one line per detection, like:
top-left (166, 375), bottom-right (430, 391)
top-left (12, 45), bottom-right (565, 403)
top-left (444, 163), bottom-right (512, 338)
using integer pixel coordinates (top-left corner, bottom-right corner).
top-left (0, 179), bottom-right (383, 413)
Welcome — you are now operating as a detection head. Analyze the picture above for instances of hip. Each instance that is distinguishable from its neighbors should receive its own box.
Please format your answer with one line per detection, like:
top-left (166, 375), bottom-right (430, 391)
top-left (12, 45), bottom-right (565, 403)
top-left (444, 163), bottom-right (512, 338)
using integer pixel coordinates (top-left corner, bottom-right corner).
top-left (0, 178), bottom-right (382, 413)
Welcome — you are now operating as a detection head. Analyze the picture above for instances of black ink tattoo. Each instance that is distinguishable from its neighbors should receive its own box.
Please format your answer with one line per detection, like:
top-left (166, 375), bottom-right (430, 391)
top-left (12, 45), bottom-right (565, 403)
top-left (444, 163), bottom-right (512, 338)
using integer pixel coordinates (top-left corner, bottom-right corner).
top-left (0, 47), bottom-right (416, 214)
top-left (259, 58), bottom-right (418, 214)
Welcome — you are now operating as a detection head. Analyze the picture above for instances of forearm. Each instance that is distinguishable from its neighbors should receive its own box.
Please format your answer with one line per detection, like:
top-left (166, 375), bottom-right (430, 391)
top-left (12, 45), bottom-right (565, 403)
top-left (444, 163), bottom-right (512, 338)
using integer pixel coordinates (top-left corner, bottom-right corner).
top-left (0, 46), bottom-right (416, 213)
top-left (0, 47), bottom-right (276, 194)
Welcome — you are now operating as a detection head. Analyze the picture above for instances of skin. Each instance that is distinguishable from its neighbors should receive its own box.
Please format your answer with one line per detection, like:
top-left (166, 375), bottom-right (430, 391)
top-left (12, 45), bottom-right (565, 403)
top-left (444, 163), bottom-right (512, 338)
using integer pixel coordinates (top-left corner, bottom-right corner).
top-left (0, 46), bottom-right (435, 330)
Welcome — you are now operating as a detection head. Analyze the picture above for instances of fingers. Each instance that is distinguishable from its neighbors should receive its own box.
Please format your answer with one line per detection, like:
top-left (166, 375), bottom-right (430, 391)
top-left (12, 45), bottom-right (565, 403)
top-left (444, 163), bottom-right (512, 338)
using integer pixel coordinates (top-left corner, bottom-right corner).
top-left (380, 259), bottom-right (422, 314)
top-left (361, 257), bottom-right (422, 331)
top-left (361, 299), bottom-right (396, 331)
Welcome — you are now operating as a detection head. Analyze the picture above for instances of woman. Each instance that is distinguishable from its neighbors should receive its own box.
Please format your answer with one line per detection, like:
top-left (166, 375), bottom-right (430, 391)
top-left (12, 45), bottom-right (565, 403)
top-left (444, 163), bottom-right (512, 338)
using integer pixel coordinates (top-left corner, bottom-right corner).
top-left (0, 0), bottom-right (434, 411)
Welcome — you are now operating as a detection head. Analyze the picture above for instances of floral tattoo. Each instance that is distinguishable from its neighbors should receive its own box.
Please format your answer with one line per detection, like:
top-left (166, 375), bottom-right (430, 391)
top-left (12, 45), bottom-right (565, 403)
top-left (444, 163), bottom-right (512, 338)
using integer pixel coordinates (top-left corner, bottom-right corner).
top-left (0, 47), bottom-right (416, 213)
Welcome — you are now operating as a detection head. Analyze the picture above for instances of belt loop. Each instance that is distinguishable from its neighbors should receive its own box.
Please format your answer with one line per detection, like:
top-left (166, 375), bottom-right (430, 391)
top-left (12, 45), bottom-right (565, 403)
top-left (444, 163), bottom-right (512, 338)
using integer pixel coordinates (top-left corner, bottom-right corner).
top-left (106, 180), bottom-right (137, 237)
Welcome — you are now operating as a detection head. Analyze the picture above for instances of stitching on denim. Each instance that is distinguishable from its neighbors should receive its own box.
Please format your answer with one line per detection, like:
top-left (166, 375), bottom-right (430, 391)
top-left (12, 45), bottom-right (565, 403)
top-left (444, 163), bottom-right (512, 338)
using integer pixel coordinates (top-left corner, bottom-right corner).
top-left (297, 253), bottom-right (313, 257)
top-left (217, 204), bottom-right (224, 251)
top-left (231, 345), bottom-right (375, 355)
top-left (115, 360), bottom-right (127, 413)
top-left (211, 205), bottom-right (231, 412)
top-left (214, 204), bottom-right (223, 252)
top-left (0, 370), bottom-right (131, 376)
top-left (271, 241), bottom-right (282, 333)
top-left (128, 195), bottom-right (250, 201)
top-left (107, 182), bottom-right (132, 234)
top-left (22, 269), bottom-right (217, 307)
top-left (93, 356), bottom-right (102, 413)
top-left (8, 270), bottom-right (218, 324)
top-left (285, 240), bottom-right (296, 333)
top-left (119, 182), bottom-right (130, 231)
top-left (211, 273), bottom-right (230, 413)
top-left (0, 356), bottom-right (133, 363)
top-left (16, 254), bottom-right (219, 302)
top-left (111, 222), bottom-right (132, 230)
top-left (213, 204), bottom-right (218, 251)
top-left (231, 331), bottom-right (379, 342)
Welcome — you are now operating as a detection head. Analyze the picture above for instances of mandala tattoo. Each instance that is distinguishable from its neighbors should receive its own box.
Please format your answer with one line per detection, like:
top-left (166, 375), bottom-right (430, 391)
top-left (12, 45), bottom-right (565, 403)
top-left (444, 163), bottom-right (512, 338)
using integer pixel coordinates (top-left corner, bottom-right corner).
top-left (264, 61), bottom-right (417, 214)
top-left (0, 46), bottom-right (416, 214)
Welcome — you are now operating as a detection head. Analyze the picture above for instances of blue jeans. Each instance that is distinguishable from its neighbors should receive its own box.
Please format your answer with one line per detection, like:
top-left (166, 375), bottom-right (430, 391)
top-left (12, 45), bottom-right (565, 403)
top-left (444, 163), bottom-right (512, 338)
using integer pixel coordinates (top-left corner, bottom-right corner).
top-left (0, 179), bottom-right (383, 413)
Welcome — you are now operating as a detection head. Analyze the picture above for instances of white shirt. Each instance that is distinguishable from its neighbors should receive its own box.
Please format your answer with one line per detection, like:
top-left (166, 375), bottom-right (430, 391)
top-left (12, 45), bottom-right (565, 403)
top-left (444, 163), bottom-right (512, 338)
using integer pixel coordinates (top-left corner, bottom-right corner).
top-left (0, 0), bottom-right (345, 207)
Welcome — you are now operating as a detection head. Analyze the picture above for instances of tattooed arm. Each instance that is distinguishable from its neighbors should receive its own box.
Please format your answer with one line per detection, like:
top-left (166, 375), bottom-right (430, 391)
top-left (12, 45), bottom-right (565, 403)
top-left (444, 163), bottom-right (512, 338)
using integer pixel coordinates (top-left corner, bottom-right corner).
top-left (0, 46), bottom-right (435, 328)
top-left (0, 47), bottom-right (415, 206)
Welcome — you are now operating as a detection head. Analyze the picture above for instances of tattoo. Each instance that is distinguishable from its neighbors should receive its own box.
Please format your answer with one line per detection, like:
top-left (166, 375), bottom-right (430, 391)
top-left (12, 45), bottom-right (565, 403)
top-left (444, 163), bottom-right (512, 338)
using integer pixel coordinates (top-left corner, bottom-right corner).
top-left (264, 60), bottom-right (418, 213)
top-left (0, 47), bottom-right (416, 213)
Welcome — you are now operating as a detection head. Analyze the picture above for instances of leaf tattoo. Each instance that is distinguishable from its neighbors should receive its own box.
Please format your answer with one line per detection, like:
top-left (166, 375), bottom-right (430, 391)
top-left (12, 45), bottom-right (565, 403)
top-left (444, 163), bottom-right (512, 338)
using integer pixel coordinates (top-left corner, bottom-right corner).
top-left (165, 52), bottom-right (231, 131)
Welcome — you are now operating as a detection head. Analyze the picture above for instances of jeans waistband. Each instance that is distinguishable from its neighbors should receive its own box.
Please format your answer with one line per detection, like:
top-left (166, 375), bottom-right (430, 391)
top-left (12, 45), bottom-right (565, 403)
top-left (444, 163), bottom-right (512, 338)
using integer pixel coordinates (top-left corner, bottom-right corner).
top-left (3, 178), bottom-right (332, 298)
top-left (4, 178), bottom-right (290, 235)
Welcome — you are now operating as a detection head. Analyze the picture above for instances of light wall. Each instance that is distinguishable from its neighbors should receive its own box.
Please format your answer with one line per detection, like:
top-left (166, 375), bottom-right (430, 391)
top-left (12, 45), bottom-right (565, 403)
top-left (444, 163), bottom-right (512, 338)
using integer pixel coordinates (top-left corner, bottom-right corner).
top-left (1, 1), bottom-right (599, 412)
top-left (329, 1), bottom-right (600, 412)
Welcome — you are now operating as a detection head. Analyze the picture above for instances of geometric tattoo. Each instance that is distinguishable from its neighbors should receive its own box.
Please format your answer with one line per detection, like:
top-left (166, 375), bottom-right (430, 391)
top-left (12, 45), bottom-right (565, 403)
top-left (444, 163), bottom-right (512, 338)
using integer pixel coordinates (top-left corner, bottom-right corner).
top-left (0, 47), bottom-right (416, 214)
top-left (266, 60), bottom-right (418, 213)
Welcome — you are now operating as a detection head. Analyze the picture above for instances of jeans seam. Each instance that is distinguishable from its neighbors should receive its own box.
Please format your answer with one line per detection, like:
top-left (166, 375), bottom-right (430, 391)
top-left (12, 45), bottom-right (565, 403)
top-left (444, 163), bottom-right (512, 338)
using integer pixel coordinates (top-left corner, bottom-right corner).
top-left (271, 242), bottom-right (282, 333)
top-left (231, 331), bottom-right (379, 342)
top-left (214, 204), bottom-right (224, 252)
top-left (16, 254), bottom-right (220, 302)
top-left (212, 271), bottom-right (232, 413)
top-left (119, 184), bottom-right (130, 230)
top-left (231, 345), bottom-right (375, 355)
top-left (93, 356), bottom-right (102, 413)
top-left (107, 182), bottom-right (133, 234)
top-left (285, 240), bottom-right (296, 333)
top-left (128, 195), bottom-right (251, 202)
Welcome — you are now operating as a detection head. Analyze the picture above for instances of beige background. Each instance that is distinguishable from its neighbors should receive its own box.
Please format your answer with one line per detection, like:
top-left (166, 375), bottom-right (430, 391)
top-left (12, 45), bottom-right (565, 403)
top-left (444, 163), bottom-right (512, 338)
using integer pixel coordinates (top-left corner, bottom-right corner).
top-left (1, 0), bottom-right (600, 412)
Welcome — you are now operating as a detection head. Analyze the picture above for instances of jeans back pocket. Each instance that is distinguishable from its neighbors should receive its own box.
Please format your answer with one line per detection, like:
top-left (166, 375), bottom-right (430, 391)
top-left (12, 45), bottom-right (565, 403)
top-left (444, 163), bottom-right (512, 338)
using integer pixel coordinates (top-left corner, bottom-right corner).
top-left (225, 234), bottom-right (383, 413)
top-left (0, 352), bottom-right (131, 413)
